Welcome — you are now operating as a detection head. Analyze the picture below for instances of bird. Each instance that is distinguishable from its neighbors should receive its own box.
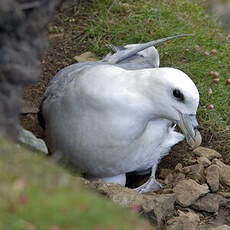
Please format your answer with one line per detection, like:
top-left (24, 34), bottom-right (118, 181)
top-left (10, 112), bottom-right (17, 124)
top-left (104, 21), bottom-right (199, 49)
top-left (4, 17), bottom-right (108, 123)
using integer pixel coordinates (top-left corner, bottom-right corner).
top-left (38, 35), bottom-right (202, 193)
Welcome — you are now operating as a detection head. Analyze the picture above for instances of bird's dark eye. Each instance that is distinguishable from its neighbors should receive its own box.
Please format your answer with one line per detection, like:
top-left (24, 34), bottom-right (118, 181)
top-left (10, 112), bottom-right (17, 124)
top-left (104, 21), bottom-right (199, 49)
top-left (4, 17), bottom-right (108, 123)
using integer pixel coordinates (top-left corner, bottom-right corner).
top-left (173, 89), bottom-right (184, 102)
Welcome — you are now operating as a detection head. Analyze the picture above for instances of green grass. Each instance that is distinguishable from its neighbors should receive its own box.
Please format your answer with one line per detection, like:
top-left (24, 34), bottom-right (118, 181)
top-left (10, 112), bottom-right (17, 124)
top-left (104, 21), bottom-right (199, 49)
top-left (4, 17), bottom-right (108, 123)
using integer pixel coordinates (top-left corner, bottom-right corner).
top-left (0, 138), bottom-right (153, 230)
top-left (80, 0), bottom-right (230, 154)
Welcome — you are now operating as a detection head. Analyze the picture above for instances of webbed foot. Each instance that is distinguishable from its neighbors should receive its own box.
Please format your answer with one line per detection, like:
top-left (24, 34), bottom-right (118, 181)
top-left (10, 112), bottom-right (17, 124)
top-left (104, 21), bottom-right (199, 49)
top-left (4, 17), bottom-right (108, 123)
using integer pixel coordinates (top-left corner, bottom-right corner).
top-left (134, 164), bottom-right (162, 193)
top-left (134, 176), bottom-right (162, 193)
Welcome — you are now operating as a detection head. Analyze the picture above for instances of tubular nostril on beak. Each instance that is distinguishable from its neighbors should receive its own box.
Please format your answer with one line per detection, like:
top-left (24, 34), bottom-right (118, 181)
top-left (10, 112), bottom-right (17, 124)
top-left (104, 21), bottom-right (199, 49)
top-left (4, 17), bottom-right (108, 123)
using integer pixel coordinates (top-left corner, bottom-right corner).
top-left (194, 125), bottom-right (199, 134)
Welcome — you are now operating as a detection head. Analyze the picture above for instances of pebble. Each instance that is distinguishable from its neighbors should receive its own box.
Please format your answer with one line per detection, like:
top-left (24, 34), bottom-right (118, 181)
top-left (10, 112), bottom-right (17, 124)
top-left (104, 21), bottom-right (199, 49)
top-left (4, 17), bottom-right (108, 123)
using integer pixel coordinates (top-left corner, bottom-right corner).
top-left (175, 163), bottom-right (183, 172)
top-left (213, 159), bottom-right (230, 187)
top-left (192, 147), bottom-right (221, 160)
top-left (167, 209), bottom-right (200, 230)
top-left (192, 193), bottom-right (222, 213)
top-left (206, 165), bottom-right (220, 192)
top-left (173, 179), bottom-right (209, 207)
top-left (184, 164), bottom-right (205, 184)
top-left (143, 194), bottom-right (176, 225)
top-left (197, 156), bottom-right (211, 167)
top-left (164, 173), bottom-right (174, 185)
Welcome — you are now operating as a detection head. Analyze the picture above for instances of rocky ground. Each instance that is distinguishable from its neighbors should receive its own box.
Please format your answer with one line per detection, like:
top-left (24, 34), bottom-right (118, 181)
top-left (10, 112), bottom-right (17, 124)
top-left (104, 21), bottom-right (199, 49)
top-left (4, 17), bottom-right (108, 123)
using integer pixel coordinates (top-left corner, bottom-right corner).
top-left (82, 147), bottom-right (230, 230)
top-left (19, 1), bottom-right (230, 229)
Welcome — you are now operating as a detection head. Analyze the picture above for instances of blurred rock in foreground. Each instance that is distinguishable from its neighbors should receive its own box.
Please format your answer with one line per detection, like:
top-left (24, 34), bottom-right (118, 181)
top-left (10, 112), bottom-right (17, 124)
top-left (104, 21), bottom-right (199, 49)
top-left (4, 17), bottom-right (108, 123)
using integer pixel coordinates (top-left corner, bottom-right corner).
top-left (0, 0), bottom-right (61, 137)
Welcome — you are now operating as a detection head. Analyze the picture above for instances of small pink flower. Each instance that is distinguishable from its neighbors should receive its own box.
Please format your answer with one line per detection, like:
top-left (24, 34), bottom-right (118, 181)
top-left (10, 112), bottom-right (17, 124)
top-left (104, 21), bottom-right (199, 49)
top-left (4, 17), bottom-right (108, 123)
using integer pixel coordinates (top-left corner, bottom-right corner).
top-left (203, 51), bottom-right (210, 56)
top-left (194, 45), bottom-right (200, 51)
top-left (211, 49), bottom-right (217, 54)
top-left (208, 104), bottom-right (214, 110)
top-left (213, 78), bottom-right (220, 83)
top-left (209, 71), bottom-right (219, 78)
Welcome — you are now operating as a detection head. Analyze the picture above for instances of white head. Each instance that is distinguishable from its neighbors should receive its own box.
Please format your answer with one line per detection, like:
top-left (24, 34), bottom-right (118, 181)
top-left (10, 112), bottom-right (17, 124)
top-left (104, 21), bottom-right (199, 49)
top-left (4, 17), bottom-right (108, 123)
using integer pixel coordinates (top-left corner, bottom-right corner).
top-left (137, 67), bottom-right (201, 148)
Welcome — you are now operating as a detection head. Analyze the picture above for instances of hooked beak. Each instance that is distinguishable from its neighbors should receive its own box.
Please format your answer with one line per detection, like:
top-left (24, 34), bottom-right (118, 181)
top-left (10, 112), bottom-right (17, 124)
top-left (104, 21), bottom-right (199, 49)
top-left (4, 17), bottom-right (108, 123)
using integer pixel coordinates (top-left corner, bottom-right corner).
top-left (177, 113), bottom-right (202, 149)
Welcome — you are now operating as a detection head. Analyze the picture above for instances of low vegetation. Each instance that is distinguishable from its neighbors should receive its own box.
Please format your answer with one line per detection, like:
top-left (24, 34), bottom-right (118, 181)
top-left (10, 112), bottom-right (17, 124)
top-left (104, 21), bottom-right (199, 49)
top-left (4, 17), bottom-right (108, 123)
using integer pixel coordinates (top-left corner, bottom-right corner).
top-left (0, 138), bottom-right (152, 230)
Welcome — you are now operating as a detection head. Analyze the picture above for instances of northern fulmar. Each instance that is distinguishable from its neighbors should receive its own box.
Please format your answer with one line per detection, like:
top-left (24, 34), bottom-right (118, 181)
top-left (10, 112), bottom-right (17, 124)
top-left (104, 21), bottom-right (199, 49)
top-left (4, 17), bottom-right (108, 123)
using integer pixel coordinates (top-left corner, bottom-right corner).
top-left (38, 35), bottom-right (202, 193)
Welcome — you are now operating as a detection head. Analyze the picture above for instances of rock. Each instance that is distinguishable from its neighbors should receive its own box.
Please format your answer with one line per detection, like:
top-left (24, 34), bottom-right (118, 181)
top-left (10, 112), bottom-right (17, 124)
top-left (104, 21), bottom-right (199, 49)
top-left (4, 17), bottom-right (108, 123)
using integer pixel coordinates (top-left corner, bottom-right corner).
top-left (143, 193), bottom-right (176, 225)
top-left (183, 164), bottom-right (205, 184)
top-left (173, 179), bottom-right (209, 207)
top-left (0, 0), bottom-right (62, 137)
top-left (175, 163), bottom-right (183, 172)
top-left (226, 216), bottom-right (230, 224)
top-left (87, 179), bottom-right (176, 226)
top-left (213, 159), bottom-right (230, 187)
top-left (206, 165), bottom-right (220, 192)
top-left (192, 147), bottom-right (221, 160)
top-left (73, 52), bottom-right (99, 62)
top-left (197, 156), bottom-right (211, 167)
top-left (211, 225), bottom-right (230, 230)
top-left (90, 182), bottom-right (145, 208)
top-left (192, 193), bottom-right (222, 213)
top-left (173, 173), bottom-right (186, 183)
top-left (21, 99), bottom-right (39, 114)
top-left (218, 192), bottom-right (230, 198)
top-left (164, 173), bottom-right (174, 185)
top-left (167, 209), bottom-right (200, 230)
top-left (159, 168), bottom-right (173, 179)
top-left (17, 127), bottom-right (48, 154)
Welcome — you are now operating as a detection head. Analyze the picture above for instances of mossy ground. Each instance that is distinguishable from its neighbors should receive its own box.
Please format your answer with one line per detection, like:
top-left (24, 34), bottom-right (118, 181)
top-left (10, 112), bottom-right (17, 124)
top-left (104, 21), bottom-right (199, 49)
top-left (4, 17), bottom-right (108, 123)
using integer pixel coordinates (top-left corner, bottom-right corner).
top-left (0, 138), bottom-right (153, 230)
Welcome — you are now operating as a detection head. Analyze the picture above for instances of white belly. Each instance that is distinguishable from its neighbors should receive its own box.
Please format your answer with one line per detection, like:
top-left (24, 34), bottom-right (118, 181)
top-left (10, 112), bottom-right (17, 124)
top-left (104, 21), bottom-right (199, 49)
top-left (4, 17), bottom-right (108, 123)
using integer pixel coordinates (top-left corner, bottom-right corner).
top-left (46, 107), bottom-right (184, 177)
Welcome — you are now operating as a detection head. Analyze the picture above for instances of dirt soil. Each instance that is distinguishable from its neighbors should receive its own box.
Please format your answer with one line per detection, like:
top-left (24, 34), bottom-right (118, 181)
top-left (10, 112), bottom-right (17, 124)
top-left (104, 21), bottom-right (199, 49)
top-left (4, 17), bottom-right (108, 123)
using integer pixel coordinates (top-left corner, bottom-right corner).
top-left (20, 1), bottom-right (230, 228)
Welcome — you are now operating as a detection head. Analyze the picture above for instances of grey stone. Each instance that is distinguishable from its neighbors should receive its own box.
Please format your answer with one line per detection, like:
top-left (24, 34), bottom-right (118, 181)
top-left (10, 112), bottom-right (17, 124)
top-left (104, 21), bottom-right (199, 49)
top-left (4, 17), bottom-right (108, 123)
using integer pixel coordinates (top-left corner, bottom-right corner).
top-left (173, 179), bottom-right (209, 207)
top-left (73, 52), bottom-right (99, 62)
top-left (206, 165), bottom-right (220, 192)
top-left (183, 164), bottom-right (205, 184)
top-left (197, 156), bottom-right (212, 167)
top-left (21, 99), bottom-right (38, 114)
top-left (164, 173), bottom-right (174, 184)
top-left (173, 172), bottom-right (186, 184)
top-left (175, 163), bottom-right (183, 172)
top-left (167, 209), bottom-right (200, 230)
top-left (213, 159), bottom-right (230, 187)
top-left (192, 147), bottom-right (222, 160)
top-left (218, 192), bottom-right (230, 198)
top-left (143, 193), bottom-right (176, 225)
top-left (211, 225), bottom-right (230, 230)
top-left (0, 0), bottom-right (61, 137)
top-left (18, 127), bottom-right (48, 154)
top-left (87, 181), bottom-right (146, 209)
top-left (84, 178), bottom-right (176, 226)
top-left (192, 193), bottom-right (222, 213)
top-left (159, 168), bottom-right (173, 179)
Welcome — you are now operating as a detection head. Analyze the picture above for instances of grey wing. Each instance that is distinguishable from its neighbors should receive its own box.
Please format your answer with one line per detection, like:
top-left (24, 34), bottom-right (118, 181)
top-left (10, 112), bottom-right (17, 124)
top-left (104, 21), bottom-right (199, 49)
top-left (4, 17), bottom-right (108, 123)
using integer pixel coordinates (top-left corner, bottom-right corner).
top-left (38, 61), bottom-right (100, 128)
